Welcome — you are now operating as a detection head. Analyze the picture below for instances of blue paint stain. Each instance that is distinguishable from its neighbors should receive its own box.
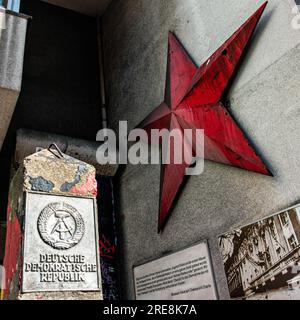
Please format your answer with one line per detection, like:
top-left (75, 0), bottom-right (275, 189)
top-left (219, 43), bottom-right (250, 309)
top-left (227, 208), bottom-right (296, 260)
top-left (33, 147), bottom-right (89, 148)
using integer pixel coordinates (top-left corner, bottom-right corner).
top-left (29, 176), bottom-right (54, 192)
top-left (60, 164), bottom-right (88, 192)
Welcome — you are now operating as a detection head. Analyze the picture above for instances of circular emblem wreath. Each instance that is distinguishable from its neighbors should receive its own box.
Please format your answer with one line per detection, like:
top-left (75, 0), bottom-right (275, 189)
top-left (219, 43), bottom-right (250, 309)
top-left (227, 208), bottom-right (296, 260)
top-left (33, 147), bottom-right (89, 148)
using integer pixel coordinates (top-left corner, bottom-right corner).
top-left (37, 202), bottom-right (85, 250)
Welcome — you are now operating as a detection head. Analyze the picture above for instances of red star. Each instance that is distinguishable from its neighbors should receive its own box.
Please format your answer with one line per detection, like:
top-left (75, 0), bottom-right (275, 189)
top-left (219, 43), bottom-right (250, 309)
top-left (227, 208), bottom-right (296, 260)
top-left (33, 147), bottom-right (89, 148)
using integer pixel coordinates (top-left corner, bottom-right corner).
top-left (138, 2), bottom-right (271, 232)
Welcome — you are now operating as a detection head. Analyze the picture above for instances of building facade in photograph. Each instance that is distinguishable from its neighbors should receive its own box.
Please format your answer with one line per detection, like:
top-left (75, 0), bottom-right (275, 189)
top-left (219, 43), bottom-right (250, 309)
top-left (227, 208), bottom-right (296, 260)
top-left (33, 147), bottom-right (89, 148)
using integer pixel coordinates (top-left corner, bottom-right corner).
top-left (220, 206), bottom-right (300, 299)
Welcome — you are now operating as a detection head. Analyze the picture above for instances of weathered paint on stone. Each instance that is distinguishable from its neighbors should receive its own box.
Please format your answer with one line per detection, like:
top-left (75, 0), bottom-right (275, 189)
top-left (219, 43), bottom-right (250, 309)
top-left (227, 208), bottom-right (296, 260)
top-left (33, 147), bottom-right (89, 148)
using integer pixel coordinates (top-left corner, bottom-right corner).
top-left (3, 168), bottom-right (24, 299)
top-left (29, 176), bottom-right (55, 192)
top-left (4, 215), bottom-right (22, 298)
top-left (3, 148), bottom-right (102, 300)
top-left (60, 163), bottom-right (89, 192)
top-left (23, 149), bottom-right (97, 197)
top-left (69, 172), bottom-right (98, 197)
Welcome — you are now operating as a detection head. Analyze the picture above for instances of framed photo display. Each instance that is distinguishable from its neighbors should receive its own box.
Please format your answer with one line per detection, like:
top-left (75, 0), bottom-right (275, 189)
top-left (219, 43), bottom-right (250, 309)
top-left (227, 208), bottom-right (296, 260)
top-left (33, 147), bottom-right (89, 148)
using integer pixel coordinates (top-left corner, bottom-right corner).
top-left (219, 203), bottom-right (300, 300)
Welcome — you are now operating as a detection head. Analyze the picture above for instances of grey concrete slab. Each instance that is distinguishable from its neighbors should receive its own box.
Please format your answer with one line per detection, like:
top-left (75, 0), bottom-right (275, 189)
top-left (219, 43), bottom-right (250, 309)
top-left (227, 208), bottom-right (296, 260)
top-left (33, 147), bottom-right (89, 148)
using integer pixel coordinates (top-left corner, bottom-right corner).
top-left (0, 12), bottom-right (28, 91)
top-left (102, 0), bottom-right (300, 299)
top-left (0, 12), bottom-right (28, 151)
top-left (0, 87), bottom-right (19, 149)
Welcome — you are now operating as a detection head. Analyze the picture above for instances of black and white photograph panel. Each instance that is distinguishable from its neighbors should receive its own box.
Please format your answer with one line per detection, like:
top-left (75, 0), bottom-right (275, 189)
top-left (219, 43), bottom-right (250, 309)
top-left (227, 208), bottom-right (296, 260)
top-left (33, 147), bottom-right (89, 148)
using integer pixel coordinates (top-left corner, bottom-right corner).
top-left (219, 205), bottom-right (300, 300)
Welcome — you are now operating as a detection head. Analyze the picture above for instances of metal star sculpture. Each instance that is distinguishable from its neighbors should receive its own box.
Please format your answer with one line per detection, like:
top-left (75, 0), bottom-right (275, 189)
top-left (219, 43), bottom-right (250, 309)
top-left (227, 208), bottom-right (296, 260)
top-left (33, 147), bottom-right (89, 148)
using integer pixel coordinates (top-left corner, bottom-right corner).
top-left (138, 2), bottom-right (271, 232)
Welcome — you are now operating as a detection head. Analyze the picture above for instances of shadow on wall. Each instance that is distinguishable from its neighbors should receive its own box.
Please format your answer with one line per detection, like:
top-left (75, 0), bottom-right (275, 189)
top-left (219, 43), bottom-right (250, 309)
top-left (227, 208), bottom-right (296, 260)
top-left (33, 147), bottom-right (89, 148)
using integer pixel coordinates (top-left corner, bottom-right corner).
top-left (0, 0), bottom-right (102, 226)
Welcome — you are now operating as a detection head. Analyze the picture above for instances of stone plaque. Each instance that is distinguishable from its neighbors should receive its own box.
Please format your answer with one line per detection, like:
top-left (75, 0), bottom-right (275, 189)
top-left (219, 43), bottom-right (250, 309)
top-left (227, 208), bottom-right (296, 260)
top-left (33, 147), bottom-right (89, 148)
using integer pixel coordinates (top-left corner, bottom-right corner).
top-left (22, 192), bottom-right (101, 293)
top-left (133, 241), bottom-right (218, 300)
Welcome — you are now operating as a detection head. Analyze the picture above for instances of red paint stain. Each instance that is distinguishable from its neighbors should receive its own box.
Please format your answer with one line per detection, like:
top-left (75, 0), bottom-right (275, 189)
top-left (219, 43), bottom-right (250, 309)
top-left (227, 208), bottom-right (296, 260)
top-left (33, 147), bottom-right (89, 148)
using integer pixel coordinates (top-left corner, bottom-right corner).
top-left (99, 235), bottom-right (116, 260)
top-left (70, 172), bottom-right (97, 197)
top-left (3, 213), bottom-right (22, 299)
top-left (7, 198), bottom-right (12, 221)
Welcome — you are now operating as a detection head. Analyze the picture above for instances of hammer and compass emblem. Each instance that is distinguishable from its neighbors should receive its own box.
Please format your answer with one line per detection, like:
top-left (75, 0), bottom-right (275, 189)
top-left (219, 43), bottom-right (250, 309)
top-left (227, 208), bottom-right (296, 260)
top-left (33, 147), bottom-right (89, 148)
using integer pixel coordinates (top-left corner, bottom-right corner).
top-left (37, 202), bottom-right (85, 250)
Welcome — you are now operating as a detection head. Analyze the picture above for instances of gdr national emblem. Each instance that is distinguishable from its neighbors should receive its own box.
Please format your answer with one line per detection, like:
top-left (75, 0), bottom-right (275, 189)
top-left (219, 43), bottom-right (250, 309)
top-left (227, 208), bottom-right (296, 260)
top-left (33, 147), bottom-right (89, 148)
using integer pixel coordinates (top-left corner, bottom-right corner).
top-left (37, 202), bottom-right (85, 250)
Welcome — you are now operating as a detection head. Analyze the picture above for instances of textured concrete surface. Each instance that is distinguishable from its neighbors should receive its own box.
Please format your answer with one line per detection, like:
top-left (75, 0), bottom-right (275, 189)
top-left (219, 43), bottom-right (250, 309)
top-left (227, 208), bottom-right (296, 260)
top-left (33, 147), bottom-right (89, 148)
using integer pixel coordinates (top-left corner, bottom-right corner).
top-left (0, 12), bottom-right (28, 91)
top-left (16, 128), bottom-right (119, 177)
top-left (19, 291), bottom-right (102, 300)
top-left (0, 87), bottom-right (19, 149)
top-left (0, 11), bottom-right (28, 151)
top-left (103, 0), bottom-right (300, 133)
top-left (23, 149), bottom-right (97, 197)
top-left (102, 0), bottom-right (300, 299)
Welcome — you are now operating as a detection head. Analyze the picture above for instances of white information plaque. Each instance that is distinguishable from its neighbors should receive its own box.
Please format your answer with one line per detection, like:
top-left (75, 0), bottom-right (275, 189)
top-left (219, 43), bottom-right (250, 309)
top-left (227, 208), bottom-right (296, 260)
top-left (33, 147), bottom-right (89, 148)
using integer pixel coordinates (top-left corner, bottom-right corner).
top-left (133, 241), bottom-right (218, 300)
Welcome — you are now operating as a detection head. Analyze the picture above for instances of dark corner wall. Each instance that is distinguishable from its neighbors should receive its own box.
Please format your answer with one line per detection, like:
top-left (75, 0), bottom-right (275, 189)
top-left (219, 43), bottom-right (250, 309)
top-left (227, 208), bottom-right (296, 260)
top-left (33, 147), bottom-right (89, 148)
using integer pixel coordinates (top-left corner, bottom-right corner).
top-left (0, 0), bottom-right (101, 228)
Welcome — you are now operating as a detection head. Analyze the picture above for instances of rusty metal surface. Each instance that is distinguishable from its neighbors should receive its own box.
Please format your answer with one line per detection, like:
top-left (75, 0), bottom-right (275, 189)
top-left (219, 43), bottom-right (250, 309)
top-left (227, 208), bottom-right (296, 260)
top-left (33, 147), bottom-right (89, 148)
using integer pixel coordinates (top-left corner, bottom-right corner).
top-left (139, 2), bottom-right (271, 232)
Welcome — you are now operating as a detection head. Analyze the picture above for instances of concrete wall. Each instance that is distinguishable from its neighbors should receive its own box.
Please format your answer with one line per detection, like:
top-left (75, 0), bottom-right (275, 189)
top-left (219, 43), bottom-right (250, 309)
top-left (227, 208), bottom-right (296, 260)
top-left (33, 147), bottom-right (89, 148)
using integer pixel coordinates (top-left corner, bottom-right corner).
top-left (0, 12), bottom-right (27, 92)
top-left (0, 11), bottom-right (28, 150)
top-left (102, 0), bottom-right (300, 299)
